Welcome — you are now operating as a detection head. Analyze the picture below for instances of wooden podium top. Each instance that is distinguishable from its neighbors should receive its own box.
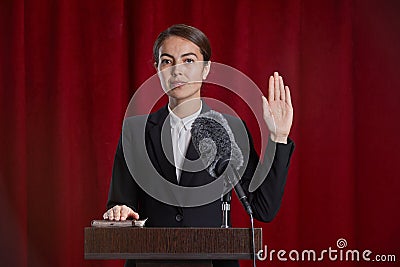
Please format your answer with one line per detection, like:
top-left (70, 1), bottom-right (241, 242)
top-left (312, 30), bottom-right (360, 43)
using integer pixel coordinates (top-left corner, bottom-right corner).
top-left (84, 227), bottom-right (262, 260)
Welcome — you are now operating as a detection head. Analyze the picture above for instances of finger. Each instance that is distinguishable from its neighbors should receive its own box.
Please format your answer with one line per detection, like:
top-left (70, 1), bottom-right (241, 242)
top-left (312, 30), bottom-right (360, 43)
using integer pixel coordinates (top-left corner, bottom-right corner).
top-left (107, 208), bottom-right (114, 220)
top-left (268, 75), bottom-right (274, 102)
top-left (120, 206), bottom-right (130, 221)
top-left (113, 205), bottom-right (121, 221)
top-left (274, 72), bottom-right (280, 101)
top-left (279, 76), bottom-right (285, 101)
top-left (262, 96), bottom-right (270, 114)
top-left (103, 211), bottom-right (108, 220)
top-left (285, 86), bottom-right (293, 107)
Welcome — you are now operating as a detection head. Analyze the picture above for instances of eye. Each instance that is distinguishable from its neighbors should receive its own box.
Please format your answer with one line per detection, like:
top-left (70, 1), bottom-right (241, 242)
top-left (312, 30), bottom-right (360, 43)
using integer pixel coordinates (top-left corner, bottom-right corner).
top-left (184, 58), bottom-right (195, 64)
top-left (160, 58), bottom-right (172, 65)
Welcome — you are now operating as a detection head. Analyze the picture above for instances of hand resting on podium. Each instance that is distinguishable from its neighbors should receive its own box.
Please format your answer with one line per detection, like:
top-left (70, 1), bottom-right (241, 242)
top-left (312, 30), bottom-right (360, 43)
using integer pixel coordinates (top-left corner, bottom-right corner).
top-left (103, 205), bottom-right (140, 221)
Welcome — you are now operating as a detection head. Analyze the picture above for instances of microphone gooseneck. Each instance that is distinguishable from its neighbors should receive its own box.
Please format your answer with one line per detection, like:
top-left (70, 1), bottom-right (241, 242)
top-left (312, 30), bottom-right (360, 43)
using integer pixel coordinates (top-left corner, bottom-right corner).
top-left (216, 157), bottom-right (253, 215)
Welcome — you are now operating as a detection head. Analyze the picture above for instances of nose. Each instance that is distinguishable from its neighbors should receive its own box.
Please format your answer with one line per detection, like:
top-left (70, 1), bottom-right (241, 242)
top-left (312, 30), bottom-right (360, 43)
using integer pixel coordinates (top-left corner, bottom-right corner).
top-left (171, 63), bottom-right (183, 77)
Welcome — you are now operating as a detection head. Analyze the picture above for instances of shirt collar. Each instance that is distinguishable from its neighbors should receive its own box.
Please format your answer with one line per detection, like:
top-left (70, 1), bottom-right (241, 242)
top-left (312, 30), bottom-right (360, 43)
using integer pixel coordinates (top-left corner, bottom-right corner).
top-left (168, 101), bottom-right (202, 130)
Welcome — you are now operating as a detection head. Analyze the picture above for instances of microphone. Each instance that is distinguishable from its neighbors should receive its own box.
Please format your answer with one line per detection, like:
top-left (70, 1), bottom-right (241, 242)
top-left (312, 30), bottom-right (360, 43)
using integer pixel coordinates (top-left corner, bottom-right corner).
top-left (191, 110), bottom-right (253, 215)
top-left (191, 110), bottom-right (243, 176)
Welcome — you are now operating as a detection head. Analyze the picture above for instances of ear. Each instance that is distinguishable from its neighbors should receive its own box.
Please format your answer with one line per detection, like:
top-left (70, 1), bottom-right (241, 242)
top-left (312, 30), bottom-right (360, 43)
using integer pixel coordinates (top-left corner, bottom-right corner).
top-left (154, 62), bottom-right (158, 70)
top-left (202, 61), bottom-right (211, 80)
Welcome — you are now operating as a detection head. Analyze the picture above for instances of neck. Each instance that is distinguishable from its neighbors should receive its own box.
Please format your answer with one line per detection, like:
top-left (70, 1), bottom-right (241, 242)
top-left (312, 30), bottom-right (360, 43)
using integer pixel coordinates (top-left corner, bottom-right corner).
top-left (169, 98), bottom-right (201, 118)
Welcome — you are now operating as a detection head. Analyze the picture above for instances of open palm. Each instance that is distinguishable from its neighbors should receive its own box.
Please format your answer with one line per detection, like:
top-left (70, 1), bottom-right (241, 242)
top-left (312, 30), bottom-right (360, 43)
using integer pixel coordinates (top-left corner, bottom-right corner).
top-left (262, 72), bottom-right (293, 144)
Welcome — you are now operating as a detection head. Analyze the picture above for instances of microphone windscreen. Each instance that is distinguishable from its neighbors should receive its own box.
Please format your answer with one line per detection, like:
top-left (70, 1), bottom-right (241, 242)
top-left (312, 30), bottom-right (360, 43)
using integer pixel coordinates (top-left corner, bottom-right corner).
top-left (191, 110), bottom-right (243, 177)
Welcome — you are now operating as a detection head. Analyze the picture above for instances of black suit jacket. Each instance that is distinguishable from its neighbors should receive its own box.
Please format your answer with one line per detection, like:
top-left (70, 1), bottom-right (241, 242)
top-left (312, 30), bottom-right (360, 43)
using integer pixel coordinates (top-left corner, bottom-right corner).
top-left (108, 103), bottom-right (294, 224)
top-left (107, 104), bottom-right (294, 266)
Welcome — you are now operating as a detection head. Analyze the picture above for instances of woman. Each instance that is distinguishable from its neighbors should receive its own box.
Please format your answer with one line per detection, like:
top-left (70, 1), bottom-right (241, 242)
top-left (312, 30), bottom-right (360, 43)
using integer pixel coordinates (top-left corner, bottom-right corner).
top-left (104, 24), bottom-right (294, 267)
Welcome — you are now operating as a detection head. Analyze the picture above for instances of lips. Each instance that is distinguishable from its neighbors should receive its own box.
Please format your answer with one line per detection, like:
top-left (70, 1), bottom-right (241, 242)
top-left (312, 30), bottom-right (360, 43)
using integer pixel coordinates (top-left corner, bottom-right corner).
top-left (169, 80), bottom-right (187, 89)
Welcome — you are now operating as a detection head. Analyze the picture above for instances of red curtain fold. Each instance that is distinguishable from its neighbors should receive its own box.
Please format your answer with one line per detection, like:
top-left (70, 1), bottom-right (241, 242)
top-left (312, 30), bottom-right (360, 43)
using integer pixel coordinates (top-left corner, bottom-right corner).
top-left (1, 0), bottom-right (399, 266)
top-left (0, 1), bottom-right (27, 266)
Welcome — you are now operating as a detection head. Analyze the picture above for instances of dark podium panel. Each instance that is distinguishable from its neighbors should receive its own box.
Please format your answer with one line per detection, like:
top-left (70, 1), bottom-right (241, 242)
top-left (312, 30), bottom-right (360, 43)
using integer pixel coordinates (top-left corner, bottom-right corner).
top-left (84, 227), bottom-right (262, 266)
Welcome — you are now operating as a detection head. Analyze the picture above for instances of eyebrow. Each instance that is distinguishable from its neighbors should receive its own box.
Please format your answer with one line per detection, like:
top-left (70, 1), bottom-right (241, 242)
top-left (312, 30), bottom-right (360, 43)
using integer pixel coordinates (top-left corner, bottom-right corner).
top-left (160, 52), bottom-right (199, 59)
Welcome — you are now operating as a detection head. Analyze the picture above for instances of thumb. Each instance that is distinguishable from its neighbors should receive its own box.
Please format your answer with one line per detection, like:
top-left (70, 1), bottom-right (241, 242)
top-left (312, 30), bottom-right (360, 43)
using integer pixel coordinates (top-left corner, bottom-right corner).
top-left (262, 96), bottom-right (271, 118)
top-left (128, 209), bottom-right (140, 220)
top-left (120, 205), bottom-right (140, 220)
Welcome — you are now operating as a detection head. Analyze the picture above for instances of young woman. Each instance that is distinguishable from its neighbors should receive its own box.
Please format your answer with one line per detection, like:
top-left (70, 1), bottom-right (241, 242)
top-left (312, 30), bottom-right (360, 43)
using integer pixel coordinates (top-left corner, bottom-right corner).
top-left (103, 24), bottom-right (294, 267)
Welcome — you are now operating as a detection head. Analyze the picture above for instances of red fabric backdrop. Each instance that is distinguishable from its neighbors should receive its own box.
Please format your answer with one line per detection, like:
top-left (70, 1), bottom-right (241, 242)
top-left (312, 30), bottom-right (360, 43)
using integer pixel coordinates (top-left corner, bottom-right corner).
top-left (1, 0), bottom-right (399, 266)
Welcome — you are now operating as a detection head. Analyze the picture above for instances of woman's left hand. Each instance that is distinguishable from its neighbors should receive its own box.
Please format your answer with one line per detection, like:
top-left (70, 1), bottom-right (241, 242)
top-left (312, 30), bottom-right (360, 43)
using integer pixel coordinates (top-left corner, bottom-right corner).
top-left (262, 72), bottom-right (293, 144)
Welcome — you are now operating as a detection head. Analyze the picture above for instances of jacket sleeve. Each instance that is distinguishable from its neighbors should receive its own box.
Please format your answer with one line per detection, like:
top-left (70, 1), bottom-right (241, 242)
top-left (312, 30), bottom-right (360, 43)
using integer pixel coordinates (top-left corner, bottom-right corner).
top-left (106, 136), bottom-right (139, 211)
top-left (240, 127), bottom-right (295, 222)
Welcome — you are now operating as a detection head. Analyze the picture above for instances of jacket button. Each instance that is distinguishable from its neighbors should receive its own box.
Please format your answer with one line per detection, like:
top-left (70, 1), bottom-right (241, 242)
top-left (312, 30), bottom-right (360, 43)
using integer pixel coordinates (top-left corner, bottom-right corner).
top-left (175, 214), bottom-right (183, 222)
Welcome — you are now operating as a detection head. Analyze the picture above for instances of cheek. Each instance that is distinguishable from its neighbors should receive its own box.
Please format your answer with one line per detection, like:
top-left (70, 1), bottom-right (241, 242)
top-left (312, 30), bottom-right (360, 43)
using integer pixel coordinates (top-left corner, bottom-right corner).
top-left (186, 67), bottom-right (206, 82)
top-left (158, 68), bottom-right (168, 78)
top-left (159, 67), bottom-right (173, 81)
top-left (157, 71), bottom-right (170, 91)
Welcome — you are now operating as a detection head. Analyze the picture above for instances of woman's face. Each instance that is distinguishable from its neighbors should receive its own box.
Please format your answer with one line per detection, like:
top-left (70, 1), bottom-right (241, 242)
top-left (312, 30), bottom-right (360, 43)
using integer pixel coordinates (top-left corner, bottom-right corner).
top-left (156, 36), bottom-right (210, 103)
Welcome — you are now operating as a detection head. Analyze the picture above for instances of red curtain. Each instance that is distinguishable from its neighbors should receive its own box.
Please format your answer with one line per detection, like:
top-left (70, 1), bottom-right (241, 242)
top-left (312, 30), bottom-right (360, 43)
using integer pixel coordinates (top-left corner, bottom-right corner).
top-left (1, 1), bottom-right (399, 266)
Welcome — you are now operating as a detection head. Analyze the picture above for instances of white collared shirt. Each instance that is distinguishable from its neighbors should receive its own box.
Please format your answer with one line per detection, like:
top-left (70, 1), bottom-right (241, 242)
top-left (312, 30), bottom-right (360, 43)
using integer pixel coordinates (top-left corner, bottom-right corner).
top-left (168, 102), bottom-right (202, 183)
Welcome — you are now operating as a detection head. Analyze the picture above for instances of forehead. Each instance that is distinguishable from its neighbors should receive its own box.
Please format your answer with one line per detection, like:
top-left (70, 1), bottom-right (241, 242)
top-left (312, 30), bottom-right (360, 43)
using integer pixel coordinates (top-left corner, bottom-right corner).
top-left (159, 36), bottom-right (202, 58)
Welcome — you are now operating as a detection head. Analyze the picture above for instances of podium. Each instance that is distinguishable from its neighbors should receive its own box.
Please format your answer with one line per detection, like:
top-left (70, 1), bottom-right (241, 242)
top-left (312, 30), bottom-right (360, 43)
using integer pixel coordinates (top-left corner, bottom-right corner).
top-left (84, 227), bottom-right (262, 267)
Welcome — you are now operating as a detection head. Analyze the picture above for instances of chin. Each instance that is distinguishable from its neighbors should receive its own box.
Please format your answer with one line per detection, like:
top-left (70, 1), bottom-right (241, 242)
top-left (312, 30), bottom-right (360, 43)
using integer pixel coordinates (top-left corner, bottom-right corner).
top-left (167, 86), bottom-right (200, 101)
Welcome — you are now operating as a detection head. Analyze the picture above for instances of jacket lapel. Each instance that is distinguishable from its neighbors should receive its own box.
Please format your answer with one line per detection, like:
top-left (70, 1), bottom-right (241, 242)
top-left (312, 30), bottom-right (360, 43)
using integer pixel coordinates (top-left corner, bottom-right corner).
top-left (147, 107), bottom-right (178, 185)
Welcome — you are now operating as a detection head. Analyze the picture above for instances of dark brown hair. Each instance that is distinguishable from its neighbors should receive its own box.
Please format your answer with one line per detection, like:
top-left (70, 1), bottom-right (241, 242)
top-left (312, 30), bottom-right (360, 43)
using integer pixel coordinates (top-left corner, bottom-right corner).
top-left (153, 24), bottom-right (211, 66)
